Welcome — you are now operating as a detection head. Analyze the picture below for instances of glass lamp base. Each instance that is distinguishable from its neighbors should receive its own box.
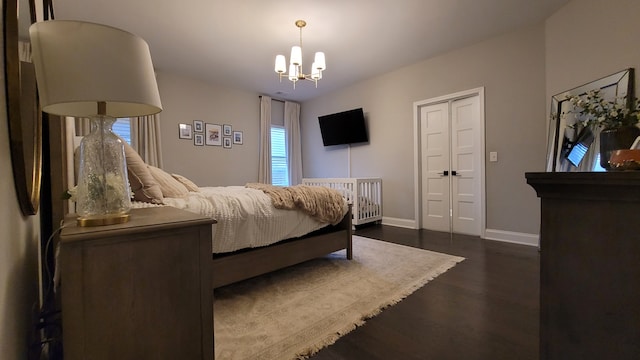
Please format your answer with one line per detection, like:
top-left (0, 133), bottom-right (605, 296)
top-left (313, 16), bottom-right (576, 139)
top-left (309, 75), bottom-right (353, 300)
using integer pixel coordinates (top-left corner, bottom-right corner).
top-left (77, 213), bottom-right (130, 227)
top-left (75, 115), bottom-right (132, 224)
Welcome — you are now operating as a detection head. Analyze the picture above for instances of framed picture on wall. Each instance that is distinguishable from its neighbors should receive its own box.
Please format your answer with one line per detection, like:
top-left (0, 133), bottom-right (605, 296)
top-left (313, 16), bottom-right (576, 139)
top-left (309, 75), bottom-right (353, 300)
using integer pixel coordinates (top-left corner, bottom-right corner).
top-left (233, 131), bottom-right (243, 145)
top-left (223, 124), bottom-right (232, 136)
top-left (193, 120), bottom-right (204, 132)
top-left (194, 133), bottom-right (204, 146)
top-left (205, 123), bottom-right (222, 146)
top-left (178, 123), bottom-right (192, 139)
top-left (223, 137), bottom-right (232, 149)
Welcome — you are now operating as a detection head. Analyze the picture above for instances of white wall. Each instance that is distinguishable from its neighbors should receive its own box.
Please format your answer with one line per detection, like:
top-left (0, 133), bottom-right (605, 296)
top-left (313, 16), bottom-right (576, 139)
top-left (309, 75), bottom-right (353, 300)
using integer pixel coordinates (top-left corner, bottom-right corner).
top-left (545, 0), bottom-right (640, 101)
top-left (0, 14), bottom-right (41, 358)
top-left (156, 72), bottom-right (261, 186)
top-left (302, 23), bottom-right (547, 236)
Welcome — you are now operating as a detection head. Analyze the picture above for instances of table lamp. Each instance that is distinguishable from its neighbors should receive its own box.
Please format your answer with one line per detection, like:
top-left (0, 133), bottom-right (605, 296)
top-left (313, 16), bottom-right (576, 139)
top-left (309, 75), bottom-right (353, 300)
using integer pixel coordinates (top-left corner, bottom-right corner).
top-left (29, 20), bottom-right (162, 226)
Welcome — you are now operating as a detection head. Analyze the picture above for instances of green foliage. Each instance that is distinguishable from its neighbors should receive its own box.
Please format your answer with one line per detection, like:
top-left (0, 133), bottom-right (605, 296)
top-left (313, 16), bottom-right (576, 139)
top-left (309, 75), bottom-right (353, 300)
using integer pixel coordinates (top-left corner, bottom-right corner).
top-left (566, 89), bottom-right (640, 130)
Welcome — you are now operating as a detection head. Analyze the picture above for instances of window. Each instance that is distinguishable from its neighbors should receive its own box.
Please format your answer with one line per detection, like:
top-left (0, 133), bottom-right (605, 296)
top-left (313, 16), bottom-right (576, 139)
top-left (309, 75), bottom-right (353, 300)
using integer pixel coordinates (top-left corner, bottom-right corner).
top-left (271, 126), bottom-right (289, 186)
top-left (112, 118), bottom-right (132, 145)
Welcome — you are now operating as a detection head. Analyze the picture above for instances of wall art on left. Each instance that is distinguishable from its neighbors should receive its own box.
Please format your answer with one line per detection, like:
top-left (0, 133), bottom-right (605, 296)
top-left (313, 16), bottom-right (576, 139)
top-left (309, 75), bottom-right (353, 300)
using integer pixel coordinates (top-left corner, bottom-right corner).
top-left (179, 123), bottom-right (193, 139)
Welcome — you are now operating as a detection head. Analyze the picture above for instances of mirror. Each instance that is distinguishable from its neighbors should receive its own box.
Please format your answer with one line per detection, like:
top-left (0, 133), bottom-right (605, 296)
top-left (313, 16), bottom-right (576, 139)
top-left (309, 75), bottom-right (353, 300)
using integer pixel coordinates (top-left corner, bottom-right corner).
top-left (546, 68), bottom-right (634, 172)
top-left (3, 0), bottom-right (42, 215)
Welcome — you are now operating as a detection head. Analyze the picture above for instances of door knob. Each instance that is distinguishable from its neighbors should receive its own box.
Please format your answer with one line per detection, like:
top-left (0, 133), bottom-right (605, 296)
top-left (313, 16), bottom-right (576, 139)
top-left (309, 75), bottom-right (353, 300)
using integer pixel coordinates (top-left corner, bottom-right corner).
top-left (437, 170), bottom-right (449, 176)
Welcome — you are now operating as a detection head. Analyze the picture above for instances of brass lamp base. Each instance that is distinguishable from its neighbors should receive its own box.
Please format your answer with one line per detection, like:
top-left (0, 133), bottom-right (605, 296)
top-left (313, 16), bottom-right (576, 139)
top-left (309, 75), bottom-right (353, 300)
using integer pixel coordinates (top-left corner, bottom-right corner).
top-left (77, 213), bottom-right (130, 227)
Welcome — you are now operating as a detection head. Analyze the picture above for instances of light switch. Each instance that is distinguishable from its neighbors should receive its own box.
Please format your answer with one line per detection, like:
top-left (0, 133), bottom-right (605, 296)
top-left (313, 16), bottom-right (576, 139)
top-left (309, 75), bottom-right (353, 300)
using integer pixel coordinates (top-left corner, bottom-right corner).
top-left (489, 151), bottom-right (498, 162)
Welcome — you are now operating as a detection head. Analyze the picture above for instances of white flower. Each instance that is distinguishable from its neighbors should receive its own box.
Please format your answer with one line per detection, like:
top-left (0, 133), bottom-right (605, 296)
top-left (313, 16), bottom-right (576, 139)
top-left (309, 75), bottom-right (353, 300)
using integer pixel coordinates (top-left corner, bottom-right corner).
top-left (66, 186), bottom-right (78, 201)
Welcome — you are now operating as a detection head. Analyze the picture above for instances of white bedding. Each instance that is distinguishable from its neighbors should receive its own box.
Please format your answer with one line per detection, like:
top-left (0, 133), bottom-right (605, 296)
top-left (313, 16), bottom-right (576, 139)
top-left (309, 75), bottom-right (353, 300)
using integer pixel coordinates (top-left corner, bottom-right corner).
top-left (133, 186), bottom-right (347, 253)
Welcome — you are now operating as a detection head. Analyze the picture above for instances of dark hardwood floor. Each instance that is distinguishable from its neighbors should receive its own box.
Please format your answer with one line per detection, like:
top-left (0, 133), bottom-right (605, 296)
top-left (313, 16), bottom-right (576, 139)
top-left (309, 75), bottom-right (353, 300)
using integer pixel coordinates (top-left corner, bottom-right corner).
top-left (311, 224), bottom-right (540, 360)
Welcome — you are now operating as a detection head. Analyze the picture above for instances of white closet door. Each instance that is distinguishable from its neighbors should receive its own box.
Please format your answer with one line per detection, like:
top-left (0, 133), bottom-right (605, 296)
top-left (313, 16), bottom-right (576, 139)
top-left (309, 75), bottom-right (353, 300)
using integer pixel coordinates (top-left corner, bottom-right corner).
top-left (450, 96), bottom-right (481, 235)
top-left (420, 102), bottom-right (450, 232)
top-left (419, 95), bottom-right (481, 236)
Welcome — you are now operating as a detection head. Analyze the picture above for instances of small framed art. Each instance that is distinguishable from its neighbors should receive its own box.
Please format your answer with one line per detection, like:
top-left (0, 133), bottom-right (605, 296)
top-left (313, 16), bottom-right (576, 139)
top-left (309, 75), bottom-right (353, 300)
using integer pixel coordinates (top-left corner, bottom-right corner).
top-left (205, 123), bottom-right (222, 146)
top-left (223, 137), bottom-right (232, 149)
top-left (193, 120), bottom-right (204, 132)
top-left (233, 131), bottom-right (243, 145)
top-left (194, 133), bottom-right (204, 146)
top-left (179, 123), bottom-right (192, 139)
top-left (223, 124), bottom-right (232, 136)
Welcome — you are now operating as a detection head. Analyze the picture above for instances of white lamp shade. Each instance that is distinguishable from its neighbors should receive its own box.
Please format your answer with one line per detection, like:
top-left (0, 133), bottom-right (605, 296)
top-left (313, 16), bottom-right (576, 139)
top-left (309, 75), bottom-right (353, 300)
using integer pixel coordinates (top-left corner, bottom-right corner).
top-left (290, 46), bottom-right (302, 66)
top-left (314, 52), bottom-right (326, 70)
top-left (274, 54), bottom-right (286, 73)
top-left (288, 64), bottom-right (298, 81)
top-left (29, 20), bottom-right (162, 117)
top-left (311, 63), bottom-right (322, 80)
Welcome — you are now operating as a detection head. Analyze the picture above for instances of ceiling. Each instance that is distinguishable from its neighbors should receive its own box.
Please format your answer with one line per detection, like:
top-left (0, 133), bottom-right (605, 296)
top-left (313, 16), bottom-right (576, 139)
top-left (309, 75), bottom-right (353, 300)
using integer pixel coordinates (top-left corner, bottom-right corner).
top-left (52, 0), bottom-right (569, 102)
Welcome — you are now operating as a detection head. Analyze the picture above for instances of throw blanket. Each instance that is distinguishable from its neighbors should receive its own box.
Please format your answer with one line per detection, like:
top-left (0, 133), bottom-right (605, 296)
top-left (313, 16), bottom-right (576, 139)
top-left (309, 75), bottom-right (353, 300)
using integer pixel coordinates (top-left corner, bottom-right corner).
top-left (246, 183), bottom-right (347, 225)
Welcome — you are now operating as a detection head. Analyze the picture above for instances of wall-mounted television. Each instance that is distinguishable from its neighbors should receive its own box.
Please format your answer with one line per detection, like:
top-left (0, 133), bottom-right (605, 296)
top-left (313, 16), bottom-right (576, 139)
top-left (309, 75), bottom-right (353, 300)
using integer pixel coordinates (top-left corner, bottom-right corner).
top-left (318, 108), bottom-right (368, 146)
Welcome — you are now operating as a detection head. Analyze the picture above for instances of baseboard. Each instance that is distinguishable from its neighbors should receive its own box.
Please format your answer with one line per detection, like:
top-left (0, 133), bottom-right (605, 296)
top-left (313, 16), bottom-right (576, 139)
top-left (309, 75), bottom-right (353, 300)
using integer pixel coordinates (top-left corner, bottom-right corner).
top-left (379, 217), bottom-right (539, 247)
top-left (483, 229), bottom-right (539, 247)
top-left (381, 216), bottom-right (416, 229)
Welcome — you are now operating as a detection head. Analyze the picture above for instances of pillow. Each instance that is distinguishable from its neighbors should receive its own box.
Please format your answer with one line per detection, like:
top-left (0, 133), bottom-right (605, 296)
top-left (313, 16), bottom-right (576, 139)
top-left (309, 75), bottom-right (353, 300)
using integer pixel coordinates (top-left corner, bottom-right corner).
top-left (148, 166), bottom-right (189, 198)
top-left (171, 173), bottom-right (200, 192)
top-left (122, 141), bottom-right (164, 204)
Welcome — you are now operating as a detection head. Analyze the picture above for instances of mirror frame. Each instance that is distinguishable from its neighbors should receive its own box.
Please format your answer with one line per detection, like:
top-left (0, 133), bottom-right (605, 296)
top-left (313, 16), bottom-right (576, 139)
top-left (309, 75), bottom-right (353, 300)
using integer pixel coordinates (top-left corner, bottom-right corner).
top-left (3, 0), bottom-right (42, 215)
top-left (546, 68), bottom-right (635, 172)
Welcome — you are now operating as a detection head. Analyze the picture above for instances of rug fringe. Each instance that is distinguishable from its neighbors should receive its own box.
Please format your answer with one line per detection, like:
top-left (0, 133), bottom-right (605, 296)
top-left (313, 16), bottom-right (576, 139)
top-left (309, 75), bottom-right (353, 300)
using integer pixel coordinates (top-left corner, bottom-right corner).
top-left (295, 257), bottom-right (464, 359)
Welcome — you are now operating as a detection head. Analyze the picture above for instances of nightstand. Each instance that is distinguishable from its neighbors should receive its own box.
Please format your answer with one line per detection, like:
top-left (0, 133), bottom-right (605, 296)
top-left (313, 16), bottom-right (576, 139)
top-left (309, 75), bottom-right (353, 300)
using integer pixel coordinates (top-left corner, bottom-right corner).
top-left (58, 207), bottom-right (216, 360)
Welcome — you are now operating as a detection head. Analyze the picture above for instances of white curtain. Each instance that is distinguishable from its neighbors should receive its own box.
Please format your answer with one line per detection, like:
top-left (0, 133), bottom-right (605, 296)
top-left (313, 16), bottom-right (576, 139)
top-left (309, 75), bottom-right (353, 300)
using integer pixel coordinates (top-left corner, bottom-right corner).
top-left (284, 101), bottom-right (302, 185)
top-left (74, 117), bottom-right (91, 136)
top-left (259, 96), bottom-right (272, 184)
top-left (18, 40), bottom-right (30, 62)
top-left (131, 114), bottom-right (163, 168)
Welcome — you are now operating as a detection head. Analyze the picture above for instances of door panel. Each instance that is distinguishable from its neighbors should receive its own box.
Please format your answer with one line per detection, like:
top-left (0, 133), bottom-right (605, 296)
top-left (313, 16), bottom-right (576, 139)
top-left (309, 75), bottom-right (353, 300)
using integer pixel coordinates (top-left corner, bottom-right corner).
top-left (451, 96), bottom-right (481, 235)
top-left (420, 103), bottom-right (450, 232)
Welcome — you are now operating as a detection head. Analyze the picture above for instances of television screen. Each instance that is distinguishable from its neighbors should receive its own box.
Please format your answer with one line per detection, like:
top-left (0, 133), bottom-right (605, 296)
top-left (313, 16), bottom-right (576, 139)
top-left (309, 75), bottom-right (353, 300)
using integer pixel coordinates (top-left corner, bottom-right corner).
top-left (318, 108), bottom-right (368, 146)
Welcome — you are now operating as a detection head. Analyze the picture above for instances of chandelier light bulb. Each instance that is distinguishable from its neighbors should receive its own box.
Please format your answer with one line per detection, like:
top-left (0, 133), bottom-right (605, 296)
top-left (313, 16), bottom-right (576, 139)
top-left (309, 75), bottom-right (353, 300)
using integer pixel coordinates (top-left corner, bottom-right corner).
top-left (314, 52), bottom-right (326, 70)
top-left (288, 64), bottom-right (298, 81)
top-left (290, 46), bottom-right (302, 66)
top-left (275, 55), bottom-right (286, 73)
top-left (311, 64), bottom-right (322, 80)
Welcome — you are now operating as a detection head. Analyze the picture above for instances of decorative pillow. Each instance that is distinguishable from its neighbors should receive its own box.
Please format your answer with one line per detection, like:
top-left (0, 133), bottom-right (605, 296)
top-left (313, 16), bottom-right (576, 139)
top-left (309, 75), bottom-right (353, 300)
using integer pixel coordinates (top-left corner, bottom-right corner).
top-left (148, 166), bottom-right (189, 198)
top-left (171, 173), bottom-right (200, 192)
top-left (122, 141), bottom-right (164, 204)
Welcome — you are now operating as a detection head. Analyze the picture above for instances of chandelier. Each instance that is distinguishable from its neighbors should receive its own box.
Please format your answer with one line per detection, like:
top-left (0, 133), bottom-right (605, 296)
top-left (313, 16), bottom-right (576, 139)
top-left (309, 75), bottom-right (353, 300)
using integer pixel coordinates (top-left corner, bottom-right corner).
top-left (274, 20), bottom-right (326, 88)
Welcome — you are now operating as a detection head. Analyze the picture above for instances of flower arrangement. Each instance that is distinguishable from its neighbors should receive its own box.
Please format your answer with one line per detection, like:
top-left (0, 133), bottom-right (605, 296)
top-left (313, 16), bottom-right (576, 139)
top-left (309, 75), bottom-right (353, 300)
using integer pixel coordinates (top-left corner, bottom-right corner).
top-left (64, 172), bottom-right (133, 207)
top-left (566, 89), bottom-right (640, 130)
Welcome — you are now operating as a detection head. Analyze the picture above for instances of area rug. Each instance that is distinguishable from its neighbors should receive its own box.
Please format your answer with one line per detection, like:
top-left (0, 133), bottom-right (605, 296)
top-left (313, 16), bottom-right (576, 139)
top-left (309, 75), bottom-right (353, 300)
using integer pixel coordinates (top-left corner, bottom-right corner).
top-left (213, 235), bottom-right (464, 360)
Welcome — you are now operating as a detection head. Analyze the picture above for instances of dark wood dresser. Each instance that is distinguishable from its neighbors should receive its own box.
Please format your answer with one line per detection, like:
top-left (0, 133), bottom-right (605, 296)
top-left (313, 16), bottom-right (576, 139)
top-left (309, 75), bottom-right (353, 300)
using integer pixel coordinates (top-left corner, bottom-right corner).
top-left (526, 172), bottom-right (640, 360)
top-left (58, 207), bottom-right (216, 360)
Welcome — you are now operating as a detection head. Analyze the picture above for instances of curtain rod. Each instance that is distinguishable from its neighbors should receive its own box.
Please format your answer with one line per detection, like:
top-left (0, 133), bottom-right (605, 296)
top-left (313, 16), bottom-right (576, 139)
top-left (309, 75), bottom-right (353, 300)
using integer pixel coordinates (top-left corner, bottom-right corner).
top-left (259, 95), bottom-right (285, 103)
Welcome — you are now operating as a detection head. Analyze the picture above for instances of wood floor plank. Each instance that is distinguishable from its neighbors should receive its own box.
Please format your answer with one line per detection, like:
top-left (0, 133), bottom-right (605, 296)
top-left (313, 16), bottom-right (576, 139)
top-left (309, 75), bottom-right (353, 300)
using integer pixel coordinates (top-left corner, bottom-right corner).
top-left (310, 224), bottom-right (540, 360)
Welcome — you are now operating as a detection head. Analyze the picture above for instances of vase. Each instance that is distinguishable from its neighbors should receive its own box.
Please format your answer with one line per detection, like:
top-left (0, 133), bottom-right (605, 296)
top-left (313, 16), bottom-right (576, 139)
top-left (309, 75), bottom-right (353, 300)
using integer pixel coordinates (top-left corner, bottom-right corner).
top-left (599, 125), bottom-right (640, 169)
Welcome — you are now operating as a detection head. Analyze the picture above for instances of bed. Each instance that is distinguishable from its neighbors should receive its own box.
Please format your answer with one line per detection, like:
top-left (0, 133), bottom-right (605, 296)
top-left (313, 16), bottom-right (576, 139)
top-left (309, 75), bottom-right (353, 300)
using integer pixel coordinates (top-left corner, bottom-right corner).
top-left (119, 143), bottom-right (353, 288)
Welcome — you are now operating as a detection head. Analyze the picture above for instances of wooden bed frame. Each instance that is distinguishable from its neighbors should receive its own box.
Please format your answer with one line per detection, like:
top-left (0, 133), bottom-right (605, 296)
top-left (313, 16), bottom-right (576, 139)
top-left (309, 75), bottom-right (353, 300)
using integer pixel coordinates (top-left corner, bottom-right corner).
top-left (211, 205), bottom-right (353, 288)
